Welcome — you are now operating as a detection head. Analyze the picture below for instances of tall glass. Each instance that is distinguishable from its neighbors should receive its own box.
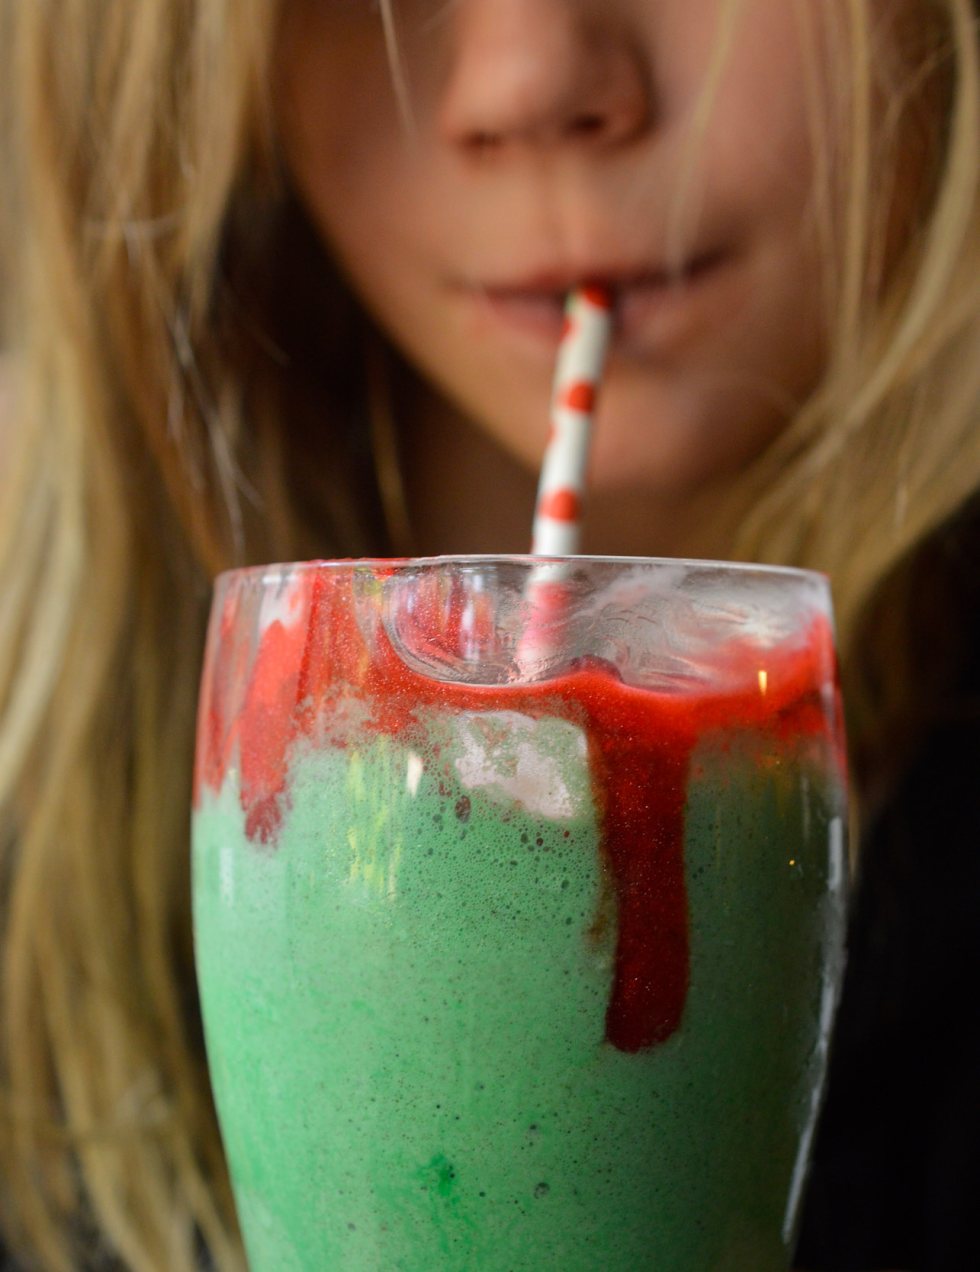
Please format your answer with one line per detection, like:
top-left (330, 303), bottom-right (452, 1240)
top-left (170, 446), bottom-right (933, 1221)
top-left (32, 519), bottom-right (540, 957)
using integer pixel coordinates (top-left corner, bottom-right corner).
top-left (192, 556), bottom-right (847, 1270)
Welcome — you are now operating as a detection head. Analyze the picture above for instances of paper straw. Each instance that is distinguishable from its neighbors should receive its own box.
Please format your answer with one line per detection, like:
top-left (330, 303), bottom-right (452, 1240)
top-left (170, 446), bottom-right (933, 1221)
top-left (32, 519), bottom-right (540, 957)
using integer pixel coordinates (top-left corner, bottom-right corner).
top-left (517, 285), bottom-right (613, 675)
top-left (531, 284), bottom-right (614, 556)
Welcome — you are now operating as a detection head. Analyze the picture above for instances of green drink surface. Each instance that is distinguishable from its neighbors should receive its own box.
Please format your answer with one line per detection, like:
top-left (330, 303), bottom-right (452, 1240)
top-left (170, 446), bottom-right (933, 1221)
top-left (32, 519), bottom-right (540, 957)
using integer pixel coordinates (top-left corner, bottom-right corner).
top-left (194, 719), bottom-right (843, 1270)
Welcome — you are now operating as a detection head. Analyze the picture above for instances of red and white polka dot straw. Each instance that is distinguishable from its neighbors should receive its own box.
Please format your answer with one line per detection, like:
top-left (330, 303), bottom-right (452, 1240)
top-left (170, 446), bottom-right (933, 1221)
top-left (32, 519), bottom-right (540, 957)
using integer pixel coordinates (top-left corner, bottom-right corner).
top-left (531, 284), bottom-right (614, 556)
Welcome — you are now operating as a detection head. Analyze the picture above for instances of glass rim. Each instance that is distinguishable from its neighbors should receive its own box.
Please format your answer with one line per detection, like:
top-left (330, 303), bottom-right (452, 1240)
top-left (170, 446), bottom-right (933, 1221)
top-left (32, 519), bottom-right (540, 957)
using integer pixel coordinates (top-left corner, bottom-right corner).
top-left (215, 554), bottom-right (829, 591)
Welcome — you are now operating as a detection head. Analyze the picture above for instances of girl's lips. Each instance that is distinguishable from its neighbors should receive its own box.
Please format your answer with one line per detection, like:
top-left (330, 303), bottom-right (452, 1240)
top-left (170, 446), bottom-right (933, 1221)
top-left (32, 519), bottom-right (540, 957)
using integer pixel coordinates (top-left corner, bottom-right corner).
top-left (460, 251), bottom-right (731, 352)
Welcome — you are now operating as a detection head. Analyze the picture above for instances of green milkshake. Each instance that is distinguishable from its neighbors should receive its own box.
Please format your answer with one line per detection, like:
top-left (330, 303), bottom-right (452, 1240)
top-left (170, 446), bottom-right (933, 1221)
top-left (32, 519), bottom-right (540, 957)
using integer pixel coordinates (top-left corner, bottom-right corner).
top-left (192, 557), bottom-right (847, 1270)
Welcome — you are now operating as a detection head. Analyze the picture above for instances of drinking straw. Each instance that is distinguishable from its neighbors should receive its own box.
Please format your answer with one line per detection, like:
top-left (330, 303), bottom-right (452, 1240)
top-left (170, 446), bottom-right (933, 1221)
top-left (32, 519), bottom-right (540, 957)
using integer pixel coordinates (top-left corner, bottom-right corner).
top-left (531, 284), bottom-right (614, 556)
top-left (518, 285), bottom-right (613, 673)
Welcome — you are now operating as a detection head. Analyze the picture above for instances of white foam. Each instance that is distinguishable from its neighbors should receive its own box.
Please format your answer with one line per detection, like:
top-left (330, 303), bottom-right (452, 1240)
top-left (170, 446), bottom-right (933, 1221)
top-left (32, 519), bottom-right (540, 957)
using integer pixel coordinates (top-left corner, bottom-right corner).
top-left (453, 712), bottom-right (589, 820)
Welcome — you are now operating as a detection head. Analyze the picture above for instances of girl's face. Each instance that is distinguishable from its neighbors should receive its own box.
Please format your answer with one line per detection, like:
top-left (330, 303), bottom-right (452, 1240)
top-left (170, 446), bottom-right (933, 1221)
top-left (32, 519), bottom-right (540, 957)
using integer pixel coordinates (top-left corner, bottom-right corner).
top-left (275, 1), bottom-right (903, 502)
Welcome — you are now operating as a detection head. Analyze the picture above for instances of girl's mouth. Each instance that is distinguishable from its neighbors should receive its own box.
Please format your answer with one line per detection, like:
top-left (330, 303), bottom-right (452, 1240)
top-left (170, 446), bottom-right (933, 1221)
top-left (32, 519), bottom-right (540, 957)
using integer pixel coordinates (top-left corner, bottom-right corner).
top-left (461, 251), bottom-right (731, 351)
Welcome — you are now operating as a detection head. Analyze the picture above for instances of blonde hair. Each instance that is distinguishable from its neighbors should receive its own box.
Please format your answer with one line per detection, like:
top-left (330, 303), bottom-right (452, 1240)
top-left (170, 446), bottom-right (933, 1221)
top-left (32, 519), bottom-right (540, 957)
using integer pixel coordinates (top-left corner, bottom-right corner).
top-left (0, 1), bottom-right (978, 1267)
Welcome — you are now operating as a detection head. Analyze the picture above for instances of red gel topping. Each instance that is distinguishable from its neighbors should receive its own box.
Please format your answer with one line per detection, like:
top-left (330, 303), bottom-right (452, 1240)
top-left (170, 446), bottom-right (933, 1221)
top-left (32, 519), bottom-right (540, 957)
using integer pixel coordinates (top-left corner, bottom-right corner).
top-left (195, 568), bottom-right (841, 1053)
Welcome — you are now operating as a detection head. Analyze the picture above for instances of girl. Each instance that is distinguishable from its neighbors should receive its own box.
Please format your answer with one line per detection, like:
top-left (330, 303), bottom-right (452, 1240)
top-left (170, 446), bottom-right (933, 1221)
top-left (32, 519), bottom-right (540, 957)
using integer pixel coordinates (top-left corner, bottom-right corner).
top-left (1, 1), bottom-right (978, 1268)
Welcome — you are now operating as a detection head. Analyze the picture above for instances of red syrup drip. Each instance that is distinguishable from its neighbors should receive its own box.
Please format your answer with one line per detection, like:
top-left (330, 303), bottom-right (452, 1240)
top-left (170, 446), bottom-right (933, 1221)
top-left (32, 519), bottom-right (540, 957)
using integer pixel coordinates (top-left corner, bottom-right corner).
top-left (195, 567), bottom-right (842, 1053)
top-left (578, 689), bottom-right (693, 1052)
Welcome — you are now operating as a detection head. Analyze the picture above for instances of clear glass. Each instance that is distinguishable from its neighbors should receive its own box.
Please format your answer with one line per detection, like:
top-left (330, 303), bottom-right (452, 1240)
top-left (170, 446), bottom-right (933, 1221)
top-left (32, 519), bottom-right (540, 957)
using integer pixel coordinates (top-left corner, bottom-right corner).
top-left (192, 555), bottom-right (848, 1271)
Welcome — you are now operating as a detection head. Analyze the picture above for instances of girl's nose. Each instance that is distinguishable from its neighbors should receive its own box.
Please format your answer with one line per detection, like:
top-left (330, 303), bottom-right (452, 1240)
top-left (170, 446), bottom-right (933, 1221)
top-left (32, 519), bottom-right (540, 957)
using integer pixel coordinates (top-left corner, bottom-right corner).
top-left (438, 0), bottom-right (652, 154)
